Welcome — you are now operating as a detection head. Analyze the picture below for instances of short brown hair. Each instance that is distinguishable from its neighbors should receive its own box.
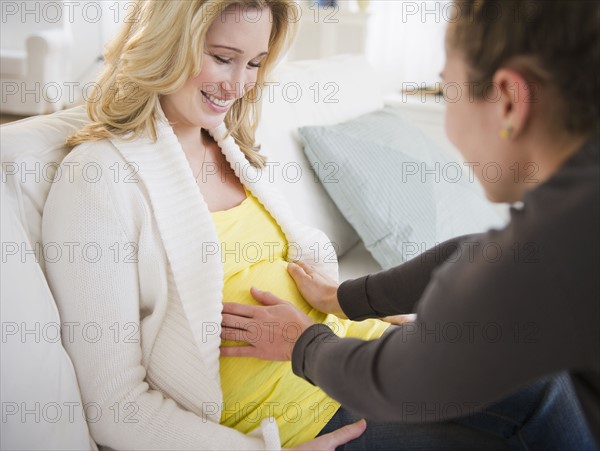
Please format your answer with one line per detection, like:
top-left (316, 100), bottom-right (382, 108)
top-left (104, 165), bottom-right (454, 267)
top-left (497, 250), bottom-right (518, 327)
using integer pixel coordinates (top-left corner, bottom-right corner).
top-left (447, 0), bottom-right (599, 134)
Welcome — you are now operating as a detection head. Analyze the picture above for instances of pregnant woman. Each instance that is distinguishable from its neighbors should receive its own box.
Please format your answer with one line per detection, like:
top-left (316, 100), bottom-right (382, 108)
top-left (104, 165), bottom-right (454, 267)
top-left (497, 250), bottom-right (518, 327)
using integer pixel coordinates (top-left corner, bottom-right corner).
top-left (42, 0), bottom-right (392, 449)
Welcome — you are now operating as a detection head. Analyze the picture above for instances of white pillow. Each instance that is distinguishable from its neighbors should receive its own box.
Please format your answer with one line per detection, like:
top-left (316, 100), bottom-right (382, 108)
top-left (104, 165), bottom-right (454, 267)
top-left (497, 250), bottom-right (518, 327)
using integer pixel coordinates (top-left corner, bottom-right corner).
top-left (0, 106), bottom-right (89, 274)
top-left (1, 184), bottom-right (96, 450)
top-left (256, 55), bottom-right (386, 257)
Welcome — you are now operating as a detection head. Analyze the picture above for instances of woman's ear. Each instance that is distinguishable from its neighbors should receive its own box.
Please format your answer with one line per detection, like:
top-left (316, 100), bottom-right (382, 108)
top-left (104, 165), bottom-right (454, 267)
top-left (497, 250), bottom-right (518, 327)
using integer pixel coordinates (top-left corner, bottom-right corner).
top-left (492, 68), bottom-right (532, 140)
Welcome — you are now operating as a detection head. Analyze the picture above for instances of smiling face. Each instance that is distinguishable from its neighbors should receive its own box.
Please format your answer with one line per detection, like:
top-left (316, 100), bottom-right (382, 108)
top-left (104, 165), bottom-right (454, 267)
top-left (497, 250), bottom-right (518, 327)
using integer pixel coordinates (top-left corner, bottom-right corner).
top-left (160, 4), bottom-right (272, 130)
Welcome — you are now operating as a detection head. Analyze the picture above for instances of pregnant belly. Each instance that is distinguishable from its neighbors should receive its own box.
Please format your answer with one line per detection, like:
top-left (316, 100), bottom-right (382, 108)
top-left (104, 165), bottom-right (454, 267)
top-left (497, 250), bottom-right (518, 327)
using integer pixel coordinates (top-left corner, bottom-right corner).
top-left (219, 258), bottom-right (338, 446)
top-left (219, 258), bottom-right (388, 446)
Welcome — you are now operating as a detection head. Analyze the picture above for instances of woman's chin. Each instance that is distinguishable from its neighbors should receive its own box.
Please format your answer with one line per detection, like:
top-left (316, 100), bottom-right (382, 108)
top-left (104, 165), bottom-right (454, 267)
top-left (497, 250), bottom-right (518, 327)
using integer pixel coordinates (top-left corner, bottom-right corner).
top-left (198, 112), bottom-right (228, 130)
top-left (482, 186), bottom-right (520, 204)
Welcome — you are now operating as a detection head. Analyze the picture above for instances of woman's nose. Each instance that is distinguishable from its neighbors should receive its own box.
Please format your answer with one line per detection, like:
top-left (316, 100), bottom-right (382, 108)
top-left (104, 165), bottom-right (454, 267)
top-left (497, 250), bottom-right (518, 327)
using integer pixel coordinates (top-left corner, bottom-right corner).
top-left (220, 80), bottom-right (245, 99)
top-left (221, 68), bottom-right (253, 99)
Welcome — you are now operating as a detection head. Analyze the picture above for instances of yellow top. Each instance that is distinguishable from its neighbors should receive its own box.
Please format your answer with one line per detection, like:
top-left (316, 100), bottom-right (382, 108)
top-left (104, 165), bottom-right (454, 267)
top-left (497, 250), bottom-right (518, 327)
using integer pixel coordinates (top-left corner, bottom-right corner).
top-left (213, 186), bottom-right (389, 448)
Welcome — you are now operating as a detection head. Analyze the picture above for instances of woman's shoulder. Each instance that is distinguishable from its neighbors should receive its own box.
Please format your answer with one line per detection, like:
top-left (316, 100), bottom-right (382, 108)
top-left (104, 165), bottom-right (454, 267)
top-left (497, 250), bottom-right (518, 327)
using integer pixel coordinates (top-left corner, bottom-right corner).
top-left (62, 137), bottom-right (143, 186)
top-left (64, 138), bottom-right (123, 166)
top-left (46, 137), bottom-right (146, 241)
top-left (54, 138), bottom-right (145, 214)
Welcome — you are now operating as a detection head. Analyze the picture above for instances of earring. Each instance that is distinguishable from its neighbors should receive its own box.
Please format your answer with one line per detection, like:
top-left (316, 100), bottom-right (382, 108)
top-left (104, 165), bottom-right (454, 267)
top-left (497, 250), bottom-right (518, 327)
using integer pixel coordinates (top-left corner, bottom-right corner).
top-left (500, 125), bottom-right (513, 140)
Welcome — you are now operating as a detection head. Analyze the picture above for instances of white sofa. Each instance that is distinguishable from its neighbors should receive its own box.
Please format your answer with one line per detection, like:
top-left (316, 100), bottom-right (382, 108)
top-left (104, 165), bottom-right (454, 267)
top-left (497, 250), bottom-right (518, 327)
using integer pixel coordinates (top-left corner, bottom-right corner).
top-left (0, 55), bottom-right (501, 449)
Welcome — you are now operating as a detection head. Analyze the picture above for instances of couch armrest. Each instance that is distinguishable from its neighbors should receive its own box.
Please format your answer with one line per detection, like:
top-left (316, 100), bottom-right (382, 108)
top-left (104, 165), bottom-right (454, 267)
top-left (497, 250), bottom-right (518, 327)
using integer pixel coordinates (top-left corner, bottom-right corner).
top-left (26, 28), bottom-right (72, 83)
top-left (27, 28), bottom-right (72, 54)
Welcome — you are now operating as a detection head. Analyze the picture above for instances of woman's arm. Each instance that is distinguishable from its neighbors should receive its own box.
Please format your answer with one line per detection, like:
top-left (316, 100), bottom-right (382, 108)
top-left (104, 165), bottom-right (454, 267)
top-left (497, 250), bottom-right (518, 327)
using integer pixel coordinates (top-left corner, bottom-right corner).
top-left (338, 235), bottom-right (479, 319)
top-left (41, 148), bottom-right (279, 450)
top-left (291, 229), bottom-right (598, 423)
top-left (286, 235), bottom-right (478, 319)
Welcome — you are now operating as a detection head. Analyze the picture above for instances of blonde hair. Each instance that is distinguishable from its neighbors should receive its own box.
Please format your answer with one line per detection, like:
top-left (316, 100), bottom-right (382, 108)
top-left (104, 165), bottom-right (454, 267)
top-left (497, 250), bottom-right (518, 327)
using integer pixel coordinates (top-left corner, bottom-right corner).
top-left (67, 0), bottom-right (299, 167)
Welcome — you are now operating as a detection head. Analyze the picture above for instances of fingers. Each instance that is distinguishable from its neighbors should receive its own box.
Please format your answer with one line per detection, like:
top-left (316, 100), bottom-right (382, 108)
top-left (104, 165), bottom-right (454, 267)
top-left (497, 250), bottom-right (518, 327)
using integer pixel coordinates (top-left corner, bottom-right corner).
top-left (221, 301), bottom-right (255, 318)
top-left (287, 261), bottom-right (316, 293)
top-left (221, 325), bottom-right (250, 342)
top-left (286, 261), bottom-right (303, 278)
top-left (220, 345), bottom-right (256, 358)
top-left (222, 313), bottom-right (255, 331)
top-left (331, 419), bottom-right (367, 446)
top-left (313, 419), bottom-right (367, 449)
top-left (381, 314), bottom-right (417, 326)
top-left (250, 286), bottom-right (287, 306)
top-left (288, 260), bottom-right (315, 276)
top-left (221, 317), bottom-right (264, 344)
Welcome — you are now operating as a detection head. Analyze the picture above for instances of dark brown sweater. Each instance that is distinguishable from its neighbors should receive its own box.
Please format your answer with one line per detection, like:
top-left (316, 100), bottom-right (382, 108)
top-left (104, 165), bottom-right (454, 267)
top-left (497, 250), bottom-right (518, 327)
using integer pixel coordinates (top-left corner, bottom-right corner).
top-left (292, 134), bottom-right (600, 443)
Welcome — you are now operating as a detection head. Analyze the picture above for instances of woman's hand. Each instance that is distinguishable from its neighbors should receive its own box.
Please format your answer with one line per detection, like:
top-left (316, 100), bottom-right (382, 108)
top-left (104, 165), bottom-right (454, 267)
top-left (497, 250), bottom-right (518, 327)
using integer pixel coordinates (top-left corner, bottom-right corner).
top-left (381, 314), bottom-right (417, 326)
top-left (286, 260), bottom-right (347, 318)
top-left (288, 419), bottom-right (366, 450)
top-left (220, 287), bottom-right (315, 361)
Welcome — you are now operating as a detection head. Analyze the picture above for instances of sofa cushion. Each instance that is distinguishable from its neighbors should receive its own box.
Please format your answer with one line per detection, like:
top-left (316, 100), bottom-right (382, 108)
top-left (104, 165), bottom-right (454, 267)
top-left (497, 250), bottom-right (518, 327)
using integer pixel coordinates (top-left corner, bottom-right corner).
top-left (1, 106), bottom-right (89, 274)
top-left (338, 240), bottom-right (382, 282)
top-left (256, 55), bottom-right (385, 257)
top-left (0, 48), bottom-right (27, 76)
top-left (1, 184), bottom-right (95, 450)
top-left (299, 106), bottom-right (506, 269)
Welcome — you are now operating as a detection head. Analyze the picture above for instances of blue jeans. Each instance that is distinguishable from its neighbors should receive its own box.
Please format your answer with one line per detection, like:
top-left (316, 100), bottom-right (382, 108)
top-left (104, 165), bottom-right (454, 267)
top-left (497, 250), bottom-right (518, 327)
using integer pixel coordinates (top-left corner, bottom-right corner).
top-left (317, 372), bottom-right (597, 451)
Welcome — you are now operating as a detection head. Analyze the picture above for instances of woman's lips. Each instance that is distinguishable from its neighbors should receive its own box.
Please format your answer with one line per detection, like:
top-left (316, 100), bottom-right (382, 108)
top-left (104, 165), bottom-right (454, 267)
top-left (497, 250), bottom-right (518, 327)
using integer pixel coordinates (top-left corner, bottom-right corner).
top-left (201, 91), bottom-right (234, 113)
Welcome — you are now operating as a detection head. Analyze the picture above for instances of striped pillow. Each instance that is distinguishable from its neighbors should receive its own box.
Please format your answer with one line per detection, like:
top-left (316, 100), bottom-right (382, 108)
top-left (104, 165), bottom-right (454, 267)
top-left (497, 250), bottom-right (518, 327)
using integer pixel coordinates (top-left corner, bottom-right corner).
top-left (298, 106), bottom-right (504, 269)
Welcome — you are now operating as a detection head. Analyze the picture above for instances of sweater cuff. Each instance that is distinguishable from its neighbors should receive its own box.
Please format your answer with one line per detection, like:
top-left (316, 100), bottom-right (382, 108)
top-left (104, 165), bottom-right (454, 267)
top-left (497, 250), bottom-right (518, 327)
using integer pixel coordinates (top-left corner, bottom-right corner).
top-left (248, 417), bottom-right (281, 450)
top-left (291, 324), bottom-right (339, 385)
top-left (338, 276), bottom-right (379, 320)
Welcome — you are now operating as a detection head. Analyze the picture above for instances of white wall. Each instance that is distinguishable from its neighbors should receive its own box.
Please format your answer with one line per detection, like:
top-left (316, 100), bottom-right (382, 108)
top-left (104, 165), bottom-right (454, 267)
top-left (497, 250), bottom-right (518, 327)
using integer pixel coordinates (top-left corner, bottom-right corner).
top-left (68, 1), bottom-right (128, 100)
top-left (285, 1), bottom-right (449, 95)
top-left (365, 0), bottom-right (448, 95)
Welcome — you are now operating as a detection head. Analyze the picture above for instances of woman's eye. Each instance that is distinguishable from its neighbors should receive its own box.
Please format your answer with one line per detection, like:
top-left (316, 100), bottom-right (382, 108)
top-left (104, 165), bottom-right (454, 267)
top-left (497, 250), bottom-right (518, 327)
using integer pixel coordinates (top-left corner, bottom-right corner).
top-left (211, 52), bottom-right (261, 69)
top-left (213, 55), bottom-right (231, 64)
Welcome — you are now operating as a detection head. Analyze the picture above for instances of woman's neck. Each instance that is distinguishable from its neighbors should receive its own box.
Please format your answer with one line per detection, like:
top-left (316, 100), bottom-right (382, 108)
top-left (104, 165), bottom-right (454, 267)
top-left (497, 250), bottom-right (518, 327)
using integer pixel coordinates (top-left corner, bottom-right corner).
top-left (172, 124), bottom-right (203, 149)
top-left (519, 130), bottom-right (592, 197)
top-left (158, 98), bottom-right (204, 149)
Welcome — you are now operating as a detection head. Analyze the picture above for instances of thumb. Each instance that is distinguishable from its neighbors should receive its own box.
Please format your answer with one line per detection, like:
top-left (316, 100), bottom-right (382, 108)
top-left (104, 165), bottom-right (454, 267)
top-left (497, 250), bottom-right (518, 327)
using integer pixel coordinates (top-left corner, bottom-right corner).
top-left (287, 261), bottom-right (310, 285)
top-left (315, 419), bottom-right (367, 449)
top-left (250, 286), bottom-right (286, 306)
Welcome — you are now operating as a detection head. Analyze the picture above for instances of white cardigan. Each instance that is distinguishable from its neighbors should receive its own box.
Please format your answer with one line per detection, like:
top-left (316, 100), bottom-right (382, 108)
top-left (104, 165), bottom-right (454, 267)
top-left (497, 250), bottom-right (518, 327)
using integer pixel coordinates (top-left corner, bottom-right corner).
top-left (41, 106), bottom-right (339, 450)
